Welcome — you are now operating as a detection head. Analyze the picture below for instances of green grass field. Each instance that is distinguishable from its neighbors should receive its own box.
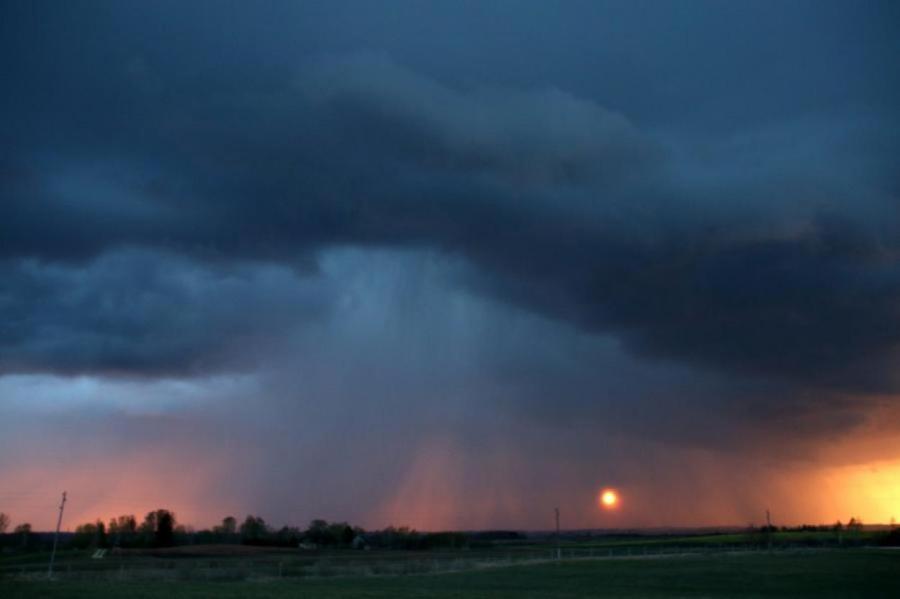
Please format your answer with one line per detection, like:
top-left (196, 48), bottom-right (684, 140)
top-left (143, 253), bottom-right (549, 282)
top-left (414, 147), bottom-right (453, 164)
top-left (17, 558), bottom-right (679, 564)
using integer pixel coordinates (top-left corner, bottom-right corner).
top-left (2, 550), bottom-right (898, 598)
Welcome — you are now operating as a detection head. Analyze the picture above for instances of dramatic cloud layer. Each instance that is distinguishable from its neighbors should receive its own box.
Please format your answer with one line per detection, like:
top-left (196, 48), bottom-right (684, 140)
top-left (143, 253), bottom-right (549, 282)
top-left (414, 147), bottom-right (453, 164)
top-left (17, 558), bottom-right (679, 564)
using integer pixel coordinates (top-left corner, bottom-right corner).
top-left (2, 1), bottom-right (899, 529)
top-left (5, 51), bottom-right (898, 387)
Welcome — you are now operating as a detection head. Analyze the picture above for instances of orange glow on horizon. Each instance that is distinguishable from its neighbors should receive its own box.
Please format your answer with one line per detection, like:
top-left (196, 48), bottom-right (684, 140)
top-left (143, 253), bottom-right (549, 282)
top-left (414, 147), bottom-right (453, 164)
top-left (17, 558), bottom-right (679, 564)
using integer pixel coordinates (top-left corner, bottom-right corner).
top-left (815, 458), bottom-right (900, 524)
top-left (0, 446), bottom-right (248, 531)
top-left (4, 425), bottom-right (899, 531)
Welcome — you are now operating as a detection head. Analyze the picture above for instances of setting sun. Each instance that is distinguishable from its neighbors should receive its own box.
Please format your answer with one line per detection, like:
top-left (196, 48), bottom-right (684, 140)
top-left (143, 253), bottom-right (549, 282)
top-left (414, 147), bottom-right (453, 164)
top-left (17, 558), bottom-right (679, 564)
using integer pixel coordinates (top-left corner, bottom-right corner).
top-left (600, 489), bottom-right (619, 509)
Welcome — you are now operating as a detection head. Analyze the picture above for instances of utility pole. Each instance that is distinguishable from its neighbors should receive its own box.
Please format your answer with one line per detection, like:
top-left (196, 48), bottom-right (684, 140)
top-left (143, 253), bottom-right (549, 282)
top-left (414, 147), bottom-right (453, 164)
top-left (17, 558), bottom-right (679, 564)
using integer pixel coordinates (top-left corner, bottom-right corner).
top-left (765, 508), bottom-right (772, 553)
top-left (555, 507), bottom-right (561, 560)
top-left (48, 491), bottom-right (67, 579)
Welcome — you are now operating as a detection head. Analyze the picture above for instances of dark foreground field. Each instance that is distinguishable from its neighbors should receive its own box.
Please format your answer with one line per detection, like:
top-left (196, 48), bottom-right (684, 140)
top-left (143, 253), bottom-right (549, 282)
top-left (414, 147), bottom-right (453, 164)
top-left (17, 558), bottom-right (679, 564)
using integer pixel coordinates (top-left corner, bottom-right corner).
top-left (3, 550), bottom-right (898, 598)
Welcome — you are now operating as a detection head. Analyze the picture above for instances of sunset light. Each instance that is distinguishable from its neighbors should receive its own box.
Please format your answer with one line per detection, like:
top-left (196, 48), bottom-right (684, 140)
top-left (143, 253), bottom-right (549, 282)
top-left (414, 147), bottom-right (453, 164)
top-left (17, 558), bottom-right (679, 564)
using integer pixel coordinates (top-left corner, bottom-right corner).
top-left (600, 489), bottom-right (619, 509)
top-left (3, 2), bottom-right (899, 595)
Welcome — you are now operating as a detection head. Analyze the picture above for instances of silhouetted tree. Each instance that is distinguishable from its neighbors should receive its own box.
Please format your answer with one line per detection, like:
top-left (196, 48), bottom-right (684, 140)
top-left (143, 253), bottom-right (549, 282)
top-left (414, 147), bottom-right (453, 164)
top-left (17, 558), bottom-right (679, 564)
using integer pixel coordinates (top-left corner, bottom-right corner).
top-left (107, 514), bottom-right (137, 547)
top-left (301, 520), bottom-right (363, 546)
top-left (14, 523), bottom-right (31, 548)
top-left (74, 522), bottom-right (95, 548)
top-left (323, 522), bottom-right (354, 546)
top-left (109, 514), bottom-right (137, 534)
top-left (220, 516), bottom-right (237, 534)
top-left (341, 524), bottom-right (355, 545)
top-left (74, 520), bottom-right (108, 548)
top-left (0, 512), bottom-right (9, 534)
top-left (156, 510), bottom-right (175, 546)
top-left (140, 511), bottom-right (157, 539)
top-left (305, 519), bottom-right (330, 545)
top-left (139, 509), bottom-right (176, 547)
top-left (275, 526), bottom-right (302, 546)
top-left (96, 520), bottom-right (108, 547)
top-left (239, 515), bottom-right (268, 544)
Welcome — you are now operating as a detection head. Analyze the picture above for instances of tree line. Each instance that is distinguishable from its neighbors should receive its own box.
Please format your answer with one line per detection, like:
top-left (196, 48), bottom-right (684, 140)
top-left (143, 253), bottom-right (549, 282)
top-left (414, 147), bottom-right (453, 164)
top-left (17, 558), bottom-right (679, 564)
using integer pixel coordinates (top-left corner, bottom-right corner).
top-left (0, 509), bottom-right (475, 551)
top-left (0, 512), bottom-right (33, 548)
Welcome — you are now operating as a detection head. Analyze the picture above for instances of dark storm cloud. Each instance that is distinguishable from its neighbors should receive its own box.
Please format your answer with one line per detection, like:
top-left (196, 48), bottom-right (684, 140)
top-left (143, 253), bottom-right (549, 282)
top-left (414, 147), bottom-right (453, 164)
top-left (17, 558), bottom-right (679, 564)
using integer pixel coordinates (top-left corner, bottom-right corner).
top-left (0, 251), bottom-right (332, 376)
top-left (4, 3), bottom-right (900, 531)
top-left (2, 1), bottom-right (899, 393)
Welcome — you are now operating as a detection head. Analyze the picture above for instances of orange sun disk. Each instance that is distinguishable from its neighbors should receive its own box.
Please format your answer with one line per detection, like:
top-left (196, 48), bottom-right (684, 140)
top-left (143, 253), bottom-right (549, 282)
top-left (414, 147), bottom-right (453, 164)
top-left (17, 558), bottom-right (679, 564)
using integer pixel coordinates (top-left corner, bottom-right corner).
top-left (600, 489), bottom-right (619, 509)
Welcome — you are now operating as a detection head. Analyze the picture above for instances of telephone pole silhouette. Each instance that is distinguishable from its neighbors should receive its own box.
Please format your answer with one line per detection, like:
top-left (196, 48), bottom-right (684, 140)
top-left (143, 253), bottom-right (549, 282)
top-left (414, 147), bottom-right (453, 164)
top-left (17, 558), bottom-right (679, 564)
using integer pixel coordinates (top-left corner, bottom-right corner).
top-left (48, 491), bottom-right (67, 579)
top-left (555, 507), bottom-right (561, 560)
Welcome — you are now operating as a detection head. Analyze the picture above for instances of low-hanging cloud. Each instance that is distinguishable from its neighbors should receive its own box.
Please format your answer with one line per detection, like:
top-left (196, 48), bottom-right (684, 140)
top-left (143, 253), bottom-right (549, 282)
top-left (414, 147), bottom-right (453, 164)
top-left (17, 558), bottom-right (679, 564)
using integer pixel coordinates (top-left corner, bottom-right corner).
top-left (0, 250), bottom-right (333, 376)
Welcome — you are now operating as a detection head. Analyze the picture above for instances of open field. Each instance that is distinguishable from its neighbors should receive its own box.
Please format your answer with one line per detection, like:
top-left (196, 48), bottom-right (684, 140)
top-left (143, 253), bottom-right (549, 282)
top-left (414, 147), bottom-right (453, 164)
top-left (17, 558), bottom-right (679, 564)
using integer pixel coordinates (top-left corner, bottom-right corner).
top-left (0, 529), bottom-right (887, 581)
top-left (3, 531), bottom-right (897, 597)
top-left (2, 549), bottom-right (899, 598)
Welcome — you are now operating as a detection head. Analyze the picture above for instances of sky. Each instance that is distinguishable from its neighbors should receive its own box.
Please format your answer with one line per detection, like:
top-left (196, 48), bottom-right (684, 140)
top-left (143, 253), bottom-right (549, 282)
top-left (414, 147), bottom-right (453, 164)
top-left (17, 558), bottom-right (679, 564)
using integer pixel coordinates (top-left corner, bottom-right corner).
top-left (2, 0), bottom-right (899, 532)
